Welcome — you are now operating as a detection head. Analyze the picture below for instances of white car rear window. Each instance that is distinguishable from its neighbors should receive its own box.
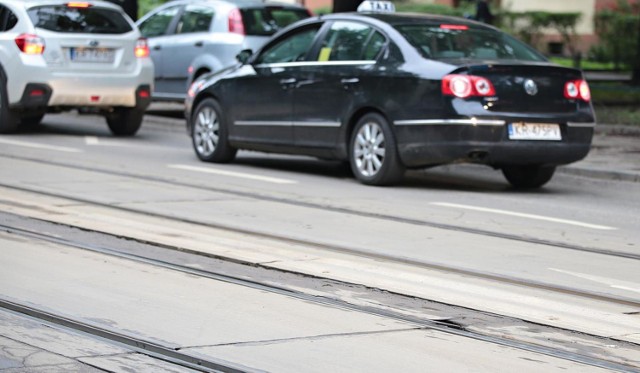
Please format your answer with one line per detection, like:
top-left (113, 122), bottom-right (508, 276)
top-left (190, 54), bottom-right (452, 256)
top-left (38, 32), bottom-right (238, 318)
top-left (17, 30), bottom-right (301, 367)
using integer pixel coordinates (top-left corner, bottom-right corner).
top-left (28, 5), bottom-right (133, 34)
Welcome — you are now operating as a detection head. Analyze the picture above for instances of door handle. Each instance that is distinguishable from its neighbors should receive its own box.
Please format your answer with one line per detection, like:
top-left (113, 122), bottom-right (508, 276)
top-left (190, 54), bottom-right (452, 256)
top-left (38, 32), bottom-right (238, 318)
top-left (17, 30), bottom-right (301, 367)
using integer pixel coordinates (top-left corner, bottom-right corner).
top-left (341, 77), bottom-right (359, 90)
top-left (341, 78), bottom-right (359, 84)
top-left (279, 78), bottom-right (297, 89)
top-left (194, 41), bottom-right (204, 47)
top-left (153, 45), bottom-right (162, 50)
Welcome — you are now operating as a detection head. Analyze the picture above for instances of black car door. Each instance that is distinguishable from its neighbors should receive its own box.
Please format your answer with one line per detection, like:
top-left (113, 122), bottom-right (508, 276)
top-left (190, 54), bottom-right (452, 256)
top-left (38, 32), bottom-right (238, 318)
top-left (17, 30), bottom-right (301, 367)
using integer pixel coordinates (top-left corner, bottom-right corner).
top-left (292, 21), bottom-right (388, 151)
top-left (229, 24), bottom-right (322, 147)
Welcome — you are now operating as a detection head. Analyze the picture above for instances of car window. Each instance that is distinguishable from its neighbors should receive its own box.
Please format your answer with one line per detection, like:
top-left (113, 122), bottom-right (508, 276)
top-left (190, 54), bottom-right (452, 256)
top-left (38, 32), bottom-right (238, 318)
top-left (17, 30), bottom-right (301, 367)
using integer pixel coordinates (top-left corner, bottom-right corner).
top-left (241, 7), bottom-right (310, 36)
top-left (255, 25), bottom-right (320, 64)
top-left (0, 5), bottom-right (18, 32)
top-left (177, 5), bottom-right (214, 34)
top-left (27, 5), bottom-right (132, 34)
top-left (362, 31), bottom-right (386, 60)
top-left (317, 21), bottom-right (374, 62)
top-left (396, 24), bottom-right (546, 62)
top-left (139, 6), bottom-right (180, 37)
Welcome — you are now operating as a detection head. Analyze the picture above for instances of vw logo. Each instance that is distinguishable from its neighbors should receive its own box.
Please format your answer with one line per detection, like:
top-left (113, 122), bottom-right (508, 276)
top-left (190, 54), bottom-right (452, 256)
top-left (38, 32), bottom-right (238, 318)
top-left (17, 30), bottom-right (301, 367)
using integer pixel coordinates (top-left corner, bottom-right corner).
top-left (89, 40), bottom-right (99, 47)
top-left (524, 79), bottom-right (538, 96)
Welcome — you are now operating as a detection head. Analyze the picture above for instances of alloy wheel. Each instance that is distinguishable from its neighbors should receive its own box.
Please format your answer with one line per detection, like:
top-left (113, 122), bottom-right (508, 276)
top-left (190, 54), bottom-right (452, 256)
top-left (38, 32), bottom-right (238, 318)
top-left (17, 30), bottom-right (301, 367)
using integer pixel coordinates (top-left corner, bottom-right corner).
top-left (353, 121), bottom-right (386, 177)
top-left (194, 106), bottom-right (219, 157)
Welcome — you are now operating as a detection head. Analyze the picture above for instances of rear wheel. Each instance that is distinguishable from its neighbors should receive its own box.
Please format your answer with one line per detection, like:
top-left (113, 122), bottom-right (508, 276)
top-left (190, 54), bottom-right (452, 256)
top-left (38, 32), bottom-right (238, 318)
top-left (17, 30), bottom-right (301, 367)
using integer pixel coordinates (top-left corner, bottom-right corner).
top-left (0, 73), bottom-right (19, 134)
top-left (191, 98), bottom-right (236, 162)
top-left (105, 107), bottom-right (144, 136)
top-left (349, 112), bottom-right (404, 186)
top-left (502, 165), bottom-right (556, 189)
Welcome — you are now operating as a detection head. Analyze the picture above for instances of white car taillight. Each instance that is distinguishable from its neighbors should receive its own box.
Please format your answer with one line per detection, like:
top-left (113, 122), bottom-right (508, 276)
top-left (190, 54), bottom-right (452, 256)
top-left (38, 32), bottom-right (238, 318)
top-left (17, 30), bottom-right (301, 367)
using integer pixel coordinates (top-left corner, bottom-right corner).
top-left (15, 34), bottom-right (45, 55)
top-left (228, 8), bottom-right (245, 35)
top-left (135, 38), bottom-right (149, 58)
top-left (442, 74), bottom-right (496, 98)
top-left (564, 80), bottom-right (590, 102)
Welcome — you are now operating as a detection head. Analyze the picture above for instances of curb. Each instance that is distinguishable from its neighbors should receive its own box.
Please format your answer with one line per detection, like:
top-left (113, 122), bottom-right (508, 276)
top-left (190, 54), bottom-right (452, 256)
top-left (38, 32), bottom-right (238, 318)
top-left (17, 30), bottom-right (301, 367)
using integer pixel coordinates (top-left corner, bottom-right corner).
top-left (595, 124), bottom-right (640, 137)
top-left (558, 166), bottom-right (640, 183)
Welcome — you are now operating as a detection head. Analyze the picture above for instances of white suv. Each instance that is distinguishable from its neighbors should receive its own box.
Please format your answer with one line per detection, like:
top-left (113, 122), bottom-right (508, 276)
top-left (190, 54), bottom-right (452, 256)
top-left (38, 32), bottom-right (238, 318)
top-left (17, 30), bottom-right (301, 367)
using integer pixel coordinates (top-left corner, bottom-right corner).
top-left (0, 0), bottom-right (154, 136)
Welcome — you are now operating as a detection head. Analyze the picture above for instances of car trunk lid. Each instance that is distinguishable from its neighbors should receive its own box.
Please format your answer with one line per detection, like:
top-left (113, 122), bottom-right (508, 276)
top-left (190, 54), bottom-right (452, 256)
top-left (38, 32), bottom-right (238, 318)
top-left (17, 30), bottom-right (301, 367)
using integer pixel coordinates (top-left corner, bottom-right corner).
top-left (455, 63), bottom-right (585, 114)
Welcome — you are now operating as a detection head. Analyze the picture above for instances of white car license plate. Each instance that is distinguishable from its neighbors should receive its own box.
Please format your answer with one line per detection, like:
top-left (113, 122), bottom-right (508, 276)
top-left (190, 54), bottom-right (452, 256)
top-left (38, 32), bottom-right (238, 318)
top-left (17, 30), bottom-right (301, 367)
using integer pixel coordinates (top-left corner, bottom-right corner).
top-left (69, 48), bottom-right (115, 63)
top-left (508, 123), bottom-right (561, 141)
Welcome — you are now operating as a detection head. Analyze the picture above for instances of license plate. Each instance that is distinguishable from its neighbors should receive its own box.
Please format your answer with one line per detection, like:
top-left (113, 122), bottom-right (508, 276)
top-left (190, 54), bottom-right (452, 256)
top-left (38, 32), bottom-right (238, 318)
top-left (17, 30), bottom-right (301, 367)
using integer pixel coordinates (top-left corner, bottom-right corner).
top-left (508, 123), bottom-right (561, 141)
top-left (69, 48), bottom-right (115, 63)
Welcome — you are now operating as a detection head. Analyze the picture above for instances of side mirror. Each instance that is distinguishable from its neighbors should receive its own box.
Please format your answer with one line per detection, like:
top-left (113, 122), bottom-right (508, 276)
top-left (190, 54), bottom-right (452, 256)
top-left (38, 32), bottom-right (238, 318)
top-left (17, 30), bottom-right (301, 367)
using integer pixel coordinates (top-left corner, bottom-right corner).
top-left (236, 49), bottom-right (253, 65)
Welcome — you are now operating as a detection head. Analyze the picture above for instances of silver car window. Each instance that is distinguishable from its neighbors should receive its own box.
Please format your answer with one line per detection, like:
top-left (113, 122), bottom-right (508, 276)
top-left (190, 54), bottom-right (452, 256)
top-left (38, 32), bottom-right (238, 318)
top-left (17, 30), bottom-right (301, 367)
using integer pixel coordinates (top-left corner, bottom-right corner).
top-left (139, 5), bottom-right (180, 38)
top-left (176, 5), bottom-right (214, 34)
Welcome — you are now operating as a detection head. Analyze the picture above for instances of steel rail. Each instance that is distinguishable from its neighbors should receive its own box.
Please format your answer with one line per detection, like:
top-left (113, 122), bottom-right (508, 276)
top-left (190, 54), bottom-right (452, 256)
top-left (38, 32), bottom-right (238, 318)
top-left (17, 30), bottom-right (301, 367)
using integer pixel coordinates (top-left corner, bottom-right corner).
top-left (0, 153), bottom-right (636, 262)
top-left (0, 222), bottom-right (636, 373)
top-left (1, 178), bottom-right (640, 309)
top-left (0, 299), bottom-right (260, 373)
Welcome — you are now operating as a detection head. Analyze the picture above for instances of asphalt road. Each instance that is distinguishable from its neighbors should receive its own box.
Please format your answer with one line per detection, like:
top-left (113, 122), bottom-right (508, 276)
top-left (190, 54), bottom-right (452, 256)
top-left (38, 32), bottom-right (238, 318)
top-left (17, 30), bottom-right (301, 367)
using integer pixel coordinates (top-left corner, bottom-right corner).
top-left (0, 111), bottom-right (638, 372)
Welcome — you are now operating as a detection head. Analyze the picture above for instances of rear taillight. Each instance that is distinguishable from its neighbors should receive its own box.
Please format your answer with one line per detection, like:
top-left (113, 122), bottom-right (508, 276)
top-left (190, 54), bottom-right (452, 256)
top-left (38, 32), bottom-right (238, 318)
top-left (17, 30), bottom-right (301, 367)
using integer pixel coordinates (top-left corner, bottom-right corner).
top-left (442, 74), bottom-right (495, 98)
top-left (564, 79), bottom-right (590, 102)
top-left (228, 8), bottom-right (245, 35)
top-left (134, 38), bottom-right (149, 58)
top-left (66, 2), bottom-right (92, 7)
top-left (15, 34), bottom-right (45, 55)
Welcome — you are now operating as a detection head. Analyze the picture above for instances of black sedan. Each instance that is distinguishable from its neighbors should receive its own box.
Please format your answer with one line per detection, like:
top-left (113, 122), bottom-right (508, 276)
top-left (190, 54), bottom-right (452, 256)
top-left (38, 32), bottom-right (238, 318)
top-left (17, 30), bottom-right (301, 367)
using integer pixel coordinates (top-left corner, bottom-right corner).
top-left (185, 11), bottom-right (595, 188)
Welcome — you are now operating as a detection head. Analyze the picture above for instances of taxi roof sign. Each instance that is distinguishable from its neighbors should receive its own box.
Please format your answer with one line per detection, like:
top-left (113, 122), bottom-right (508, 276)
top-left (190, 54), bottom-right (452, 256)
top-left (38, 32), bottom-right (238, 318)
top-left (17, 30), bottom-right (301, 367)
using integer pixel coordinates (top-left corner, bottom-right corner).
top-left (357, 1), bottom-right (396, 13)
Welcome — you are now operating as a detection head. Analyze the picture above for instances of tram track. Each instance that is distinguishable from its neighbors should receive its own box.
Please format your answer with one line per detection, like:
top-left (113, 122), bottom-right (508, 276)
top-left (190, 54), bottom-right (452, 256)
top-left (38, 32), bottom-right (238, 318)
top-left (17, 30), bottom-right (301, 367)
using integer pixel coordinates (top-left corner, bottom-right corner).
top-left (0, 152), bottom-right (637, 263)
top-left (0, 220), bottom-right (638, 373)
top-left (1, 180), bottom-right (639, 310)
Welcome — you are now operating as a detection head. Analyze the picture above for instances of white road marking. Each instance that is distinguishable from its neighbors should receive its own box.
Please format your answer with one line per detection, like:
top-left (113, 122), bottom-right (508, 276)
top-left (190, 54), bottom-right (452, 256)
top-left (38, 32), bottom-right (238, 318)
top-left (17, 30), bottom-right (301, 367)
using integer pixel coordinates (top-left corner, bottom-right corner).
top-left (85, 136), bottom-right (100, 145)
top-left (85, 136), bottom-right (132, 147)
top-left (549, 268), bottom-right (640, 294)
top-left (168, 164), bottom-right (298, 184)
top-left (431, 202), bottom-right (617, 231)
top-left (0, 138), bottom-right (82, 153)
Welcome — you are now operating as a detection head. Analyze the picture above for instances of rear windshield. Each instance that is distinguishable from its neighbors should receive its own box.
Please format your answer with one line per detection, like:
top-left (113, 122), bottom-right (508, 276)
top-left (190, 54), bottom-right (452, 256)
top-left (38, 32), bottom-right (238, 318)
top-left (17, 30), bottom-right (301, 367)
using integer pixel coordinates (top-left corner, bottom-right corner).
top-left (395, 24), bottom-right (546, 62)
top-left (28, 5), bottom-right (133, 34)
top-left (241, 7), bottom-right (309, 36)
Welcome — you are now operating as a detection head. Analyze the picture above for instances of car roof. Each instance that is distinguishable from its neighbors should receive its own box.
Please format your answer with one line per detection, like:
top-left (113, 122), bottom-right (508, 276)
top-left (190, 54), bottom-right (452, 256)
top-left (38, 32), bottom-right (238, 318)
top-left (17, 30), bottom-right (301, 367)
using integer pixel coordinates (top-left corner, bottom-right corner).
top-left (319, 11), bottom-right (498, 32)
top-left (4, 0), bottom-right (123, 11)
top-left (150, 0), bottom-right (307, 10)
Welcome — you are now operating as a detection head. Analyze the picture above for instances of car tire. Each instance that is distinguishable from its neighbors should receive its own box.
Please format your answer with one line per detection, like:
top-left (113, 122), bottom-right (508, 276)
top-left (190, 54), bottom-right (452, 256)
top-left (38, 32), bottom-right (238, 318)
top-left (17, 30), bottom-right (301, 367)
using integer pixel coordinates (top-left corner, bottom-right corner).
top-left (0, 72), bottom-right (19, 134)
top-left (502, 165), bottom-right (556, 189)
top-left (21, 113), bottom-right (45, 127)
top-left (105, 107), bottom-right (144, 136)
top-left (349, 112), bottom-right (405, 186)
top-left (191, 98), bottom-right (236, 163)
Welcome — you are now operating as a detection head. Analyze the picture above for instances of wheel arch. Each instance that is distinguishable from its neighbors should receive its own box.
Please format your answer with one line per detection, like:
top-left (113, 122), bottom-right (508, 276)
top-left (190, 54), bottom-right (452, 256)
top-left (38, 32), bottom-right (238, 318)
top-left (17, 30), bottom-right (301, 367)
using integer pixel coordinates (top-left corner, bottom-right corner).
top-left (188, 92), bottom-right (222, 134)
top-left (339, 106), bottom-right (392, 159)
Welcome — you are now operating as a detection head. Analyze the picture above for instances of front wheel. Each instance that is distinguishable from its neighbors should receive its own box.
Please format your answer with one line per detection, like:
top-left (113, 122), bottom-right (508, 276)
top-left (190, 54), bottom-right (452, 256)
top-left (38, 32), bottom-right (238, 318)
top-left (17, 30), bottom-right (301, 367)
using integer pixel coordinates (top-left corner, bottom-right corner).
top-left (502, 165), bottom-right (556, 189)
top-left (105, 107), bottom-right (144, 136)
top-left (349, 112), bottom-right (404, 186)
top-left (191, 98), bottom-right (236, 162)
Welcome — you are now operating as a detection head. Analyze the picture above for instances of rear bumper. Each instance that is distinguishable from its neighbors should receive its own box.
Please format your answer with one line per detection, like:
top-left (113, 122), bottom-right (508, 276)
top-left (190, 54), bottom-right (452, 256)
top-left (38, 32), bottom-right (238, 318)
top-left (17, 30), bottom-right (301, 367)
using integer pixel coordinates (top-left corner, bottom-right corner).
top-left (8, 62), bottom-right (154, 109)
top-left (394, 120), bottom-right (594, 168)
top-left (11, 83), bottom-right (153, 113)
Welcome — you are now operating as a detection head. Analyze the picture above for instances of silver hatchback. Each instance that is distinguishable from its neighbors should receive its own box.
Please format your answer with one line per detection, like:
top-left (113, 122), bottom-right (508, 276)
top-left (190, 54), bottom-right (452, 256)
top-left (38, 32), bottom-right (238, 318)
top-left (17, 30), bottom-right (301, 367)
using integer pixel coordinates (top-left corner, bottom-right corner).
top-left (137, 0), bottom-right (310, 101)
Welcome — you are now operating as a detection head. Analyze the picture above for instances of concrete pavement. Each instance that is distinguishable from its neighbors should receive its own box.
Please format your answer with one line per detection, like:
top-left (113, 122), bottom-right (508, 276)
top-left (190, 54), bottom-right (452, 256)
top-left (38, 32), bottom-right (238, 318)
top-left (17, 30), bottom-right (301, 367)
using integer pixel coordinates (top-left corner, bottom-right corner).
top-left (561, 125), bottom-right (640, 183)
